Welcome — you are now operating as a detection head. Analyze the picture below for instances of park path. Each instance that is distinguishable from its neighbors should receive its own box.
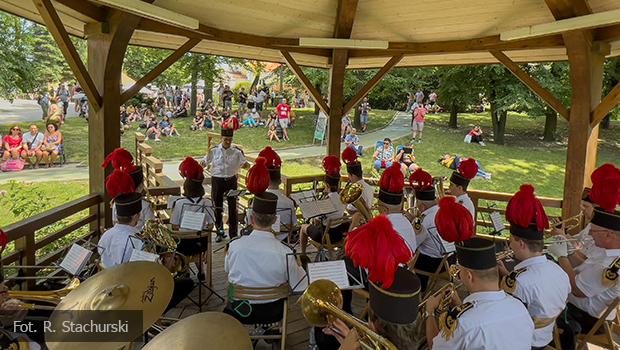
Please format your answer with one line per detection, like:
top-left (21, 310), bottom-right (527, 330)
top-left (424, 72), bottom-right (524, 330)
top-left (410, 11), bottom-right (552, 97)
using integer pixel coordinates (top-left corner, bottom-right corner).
top-left (0, 99), bottom-right (78, 124)
top-left (0, 111), bottom-right (412, 184)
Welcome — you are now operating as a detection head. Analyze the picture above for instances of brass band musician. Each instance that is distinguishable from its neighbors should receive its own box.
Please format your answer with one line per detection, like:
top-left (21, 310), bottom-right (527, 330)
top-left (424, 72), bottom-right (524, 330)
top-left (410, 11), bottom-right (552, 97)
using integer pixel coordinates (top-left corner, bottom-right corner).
top-left (377, 163), bottom-right (416, 253)
top-left (341, 147), bottom-right (374, 228)
top-left (259, 147), bottom-right (296, 241)
top-left (447, 157), bottom-right (478, 220)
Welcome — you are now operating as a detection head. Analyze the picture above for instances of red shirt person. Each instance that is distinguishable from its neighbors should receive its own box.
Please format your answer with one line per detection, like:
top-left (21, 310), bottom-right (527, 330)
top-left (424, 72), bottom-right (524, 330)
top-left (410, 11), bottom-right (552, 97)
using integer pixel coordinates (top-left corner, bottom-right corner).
top-left (275, 98), bottom-right (291, 141)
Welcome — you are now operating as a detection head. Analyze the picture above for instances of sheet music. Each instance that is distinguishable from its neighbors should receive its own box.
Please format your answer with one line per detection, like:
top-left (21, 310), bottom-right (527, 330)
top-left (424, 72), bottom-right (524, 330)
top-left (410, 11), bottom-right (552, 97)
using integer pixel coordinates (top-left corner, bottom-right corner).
top-left (59, 244), bottom-right (92, 275)
top-left (129, 249), bottom-right (159, 262)
top-left (308, 260), bottom-right (350, 290)
top-left (298, 199), bottom-right (336, 219)
top-left (290, 190), bottom-right (316, 205)
top-left (180, 211), bottom-right (206, 231)
top-left (490, 211), bottom-right (505, 233)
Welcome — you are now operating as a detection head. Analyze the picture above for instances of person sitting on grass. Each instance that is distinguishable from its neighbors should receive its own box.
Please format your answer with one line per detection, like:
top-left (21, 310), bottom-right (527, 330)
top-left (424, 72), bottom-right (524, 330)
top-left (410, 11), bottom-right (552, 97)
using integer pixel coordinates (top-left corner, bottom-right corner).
top-left (3, 126), bottom-right (23, 162)
top-left (21, 124), bottom-right (45, 169)
top-left (341, 114), bottom-right (352, 141)
top-left (438, 154), bottom-right (492, 180)
top-left (203, 112), bottom-right (214, 130)
top-left (127, 105), bottom-right (140, 122)
top-left (145, 115), bottom-right (162, 142)
top-left (372, 138), bottom-right (395, 171)
top-left (242, 109), bottom-right (258, 128)
top-left (465, 125), bottom-right (486, 146)
top-left (267, 123), bottom-right (280, 143)
top-left (42, 123), bottom-right (62, 167)
top-left (172, 104), bottom-right (187, 118)
top-left (394, 142), bottom-right (419, 175)
top-left (344, 128), bottom-right (363, 156)
top-left (265, 111), bottom-right (277, 129)
top-left (159, 115), bottom-right (180, 137)
top-left (191, 111), bottom-right (204, 131)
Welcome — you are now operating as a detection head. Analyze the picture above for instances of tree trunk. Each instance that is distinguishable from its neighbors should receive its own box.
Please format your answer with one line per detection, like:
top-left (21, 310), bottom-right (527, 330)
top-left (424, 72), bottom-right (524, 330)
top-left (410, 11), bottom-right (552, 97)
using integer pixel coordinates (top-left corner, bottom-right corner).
top-left (204, 78), bottom-right (213, 103)
top-left (190, 55), bottom-right (198, 117)
top-left (601, 114), bottom-right (611, 129)
top-left (542, 107), bottom-right (557, 142)
top-left (353, 103), bottom-right (362, 130)
top-left (250, 71), bottom-right (261, 92)
top-left (449, 101), bottom-right (458, 128)
top-left (490, 102), bottom-right (507, 145)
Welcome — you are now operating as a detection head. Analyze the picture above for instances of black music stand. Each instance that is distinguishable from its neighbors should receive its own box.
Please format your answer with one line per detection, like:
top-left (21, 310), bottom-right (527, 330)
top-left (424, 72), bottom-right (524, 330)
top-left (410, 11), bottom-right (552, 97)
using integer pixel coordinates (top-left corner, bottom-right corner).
top-left (179, 202), bottom-right (224, 311)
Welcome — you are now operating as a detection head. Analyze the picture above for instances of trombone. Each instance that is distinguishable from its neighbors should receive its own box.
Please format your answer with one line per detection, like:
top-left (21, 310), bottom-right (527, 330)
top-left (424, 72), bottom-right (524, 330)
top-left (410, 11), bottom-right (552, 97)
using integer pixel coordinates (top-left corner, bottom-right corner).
top-left (301, 279), bottom-right (397, 350)
top-left (8, 278), bottom-right (80, 310)
top-left (418, 265), bottom-right (461, 312)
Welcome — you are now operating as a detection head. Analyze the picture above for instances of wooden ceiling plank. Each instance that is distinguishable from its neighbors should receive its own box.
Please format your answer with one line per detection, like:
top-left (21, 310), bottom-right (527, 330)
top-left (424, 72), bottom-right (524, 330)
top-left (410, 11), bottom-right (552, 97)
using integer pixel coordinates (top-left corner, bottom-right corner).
top-left (333, 0), bottom-right (359, 38)
top-left (120, 38), bottom-right (200, 103)
top-left (490, 50), bottom-right (569, 120)
top-left (342, 54), bottom-right (403, 116)
top-left (280, 50), bottom-right (330, 116)
top-left (33, 0), bottom-right (102, 111)
top-left (591, 81), bottom-right (620, 126)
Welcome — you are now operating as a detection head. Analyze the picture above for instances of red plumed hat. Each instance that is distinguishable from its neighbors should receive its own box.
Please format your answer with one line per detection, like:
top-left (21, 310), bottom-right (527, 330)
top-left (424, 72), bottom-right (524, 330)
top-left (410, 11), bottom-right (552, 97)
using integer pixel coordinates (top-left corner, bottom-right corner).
top-left (435, 196), bottom-right (474, 242)
top-left (105, 169), bottom-right (136, 199)
top-left (457, 158), bottom-right (478, 180)
top-left (409, 168), bottom-right (433, 191)
top-left (222, 117), bottom-right (240, 131)
top-left (245, 157), bottom-right (270, 195)
top-left (101, 148), bottom-right (137, 172)
top-left (505, 184), bottom-right (549, 232)
top-left (0, 229), bottom-right (7, 251)
top-left (341, 146), bottom-right (358, 165)
top-left (589, 163), bottom-right (620, 213)
top-left (322, 155), bottom-right (341, 178)
top-left (345, 215), bottom-right (412, 289)
top-left (178, 157), bottom-right (204, 181)
top-left (258, 147), bottom-right (282, 169)
top-left (380, 163), bottom-right (404, 193)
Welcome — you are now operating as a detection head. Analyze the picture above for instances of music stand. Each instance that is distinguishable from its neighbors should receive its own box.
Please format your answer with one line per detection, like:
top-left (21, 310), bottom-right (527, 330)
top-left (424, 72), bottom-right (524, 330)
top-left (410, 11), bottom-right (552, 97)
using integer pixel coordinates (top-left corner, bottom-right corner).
top-left (179, 202), bottom-right (224, 311)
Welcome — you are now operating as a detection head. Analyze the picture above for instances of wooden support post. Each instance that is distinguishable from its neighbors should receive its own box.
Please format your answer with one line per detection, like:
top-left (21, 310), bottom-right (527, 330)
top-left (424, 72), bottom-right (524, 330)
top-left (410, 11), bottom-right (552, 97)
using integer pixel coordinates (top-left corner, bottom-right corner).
top-left (490, 50), bottom-right (569, 120)
top-left (120, 38), bottom-right (201, 103)
top-left (327, 49), bottom-right (348, 156)
top-left (280, 50), bottom-right (330, 115)
top-left (86, 12), bottom-right (141, 228)
top-left (342, 54), bottom-right (404, 116)
top-left (562, 32), bottom-right (606, 219)
top-left (591, 81), bottom-right (620, 126)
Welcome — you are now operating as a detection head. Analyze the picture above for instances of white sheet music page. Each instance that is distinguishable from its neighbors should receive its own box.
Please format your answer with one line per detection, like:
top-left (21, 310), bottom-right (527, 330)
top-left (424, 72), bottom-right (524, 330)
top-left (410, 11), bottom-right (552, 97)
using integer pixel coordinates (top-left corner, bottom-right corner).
top-left (59, 243), bottom-right (93, 275)
top-left (308, 260), bottom-right (350, 289)
top-left (490, 211), bottom-right (505, 232)
top-left (129, 249), bottom-right (159, 262)
top-left (299, 199), bottom-right (336, 219)
top-left (180, 211), bottom-right (206, 231)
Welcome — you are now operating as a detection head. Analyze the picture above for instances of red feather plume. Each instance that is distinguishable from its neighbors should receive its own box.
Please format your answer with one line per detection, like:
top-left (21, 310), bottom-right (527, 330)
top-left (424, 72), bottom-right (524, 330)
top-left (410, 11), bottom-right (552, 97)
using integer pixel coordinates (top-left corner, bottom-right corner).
top-left (409, 168), bottom-right (433, 191)
top-left (0, 229), bottom-right (8, 251)
top-left (178, 157), bottom-right (204, 181)
top-left (589, 163), bottom-right (620, 212)
top-left (435, 196), bottom-right (474, 242)
top-left (457, 158), bottom-right (478, 180)
top-left (345, 215), bottom-right (412, 289)
top-left (341, 147), bottom-right (358, 165)
top-left (258, 147), bottom-right (282, 169)
top-left (380, 163), bottom-right (404, 193)
top-left (222, 117), bottom-right (240, 131)
top-left (322, 155), bottom-right (341, 177)
top-left (505, 184), bottom-right (549, 231)
top-left (105, 169), bottom-right (136, 199)
top-left (246, 157), bottom-right (269, 194)
top-left (101, 148), bottom-right (136, 172)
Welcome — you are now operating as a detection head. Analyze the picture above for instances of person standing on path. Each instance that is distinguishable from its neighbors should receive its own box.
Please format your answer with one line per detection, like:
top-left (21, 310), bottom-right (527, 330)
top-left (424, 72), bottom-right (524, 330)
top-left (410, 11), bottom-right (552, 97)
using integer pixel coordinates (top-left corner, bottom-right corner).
top-left (37, 92), bottom-right (49, 121)
top-left (201, 124), bottom-right (249, 242)
top-left (276, 98), bottom-right (291, 141)
top-left (415, 89), bottom-right (424, 104)
top-left (56, 83), bottom-right (69, 120)
top-left (358, 97), bottom-right (371, 132)
top-left (412, 104), bottom-right (427, 143)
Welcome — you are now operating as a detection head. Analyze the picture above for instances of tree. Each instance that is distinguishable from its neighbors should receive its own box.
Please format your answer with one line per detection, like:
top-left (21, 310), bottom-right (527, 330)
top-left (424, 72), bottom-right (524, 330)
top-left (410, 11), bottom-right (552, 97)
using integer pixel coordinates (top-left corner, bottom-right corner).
top-left (601, 57), bottom-right (620, 129)
top-left (123, 46), bottom-right (189, 88)
top-left (436, 66), bottom-right (483, 128)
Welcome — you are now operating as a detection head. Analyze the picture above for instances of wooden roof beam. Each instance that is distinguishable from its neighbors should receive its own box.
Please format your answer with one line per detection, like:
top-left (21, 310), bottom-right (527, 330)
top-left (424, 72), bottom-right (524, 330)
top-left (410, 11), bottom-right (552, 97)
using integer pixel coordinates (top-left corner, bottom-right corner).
top-left (33, 0), bottom-right (102, 111)
top-left (591, 81), bottom-right (620, 126)
top-left (120, 38), bottom-right (200, 104)
top-left (333, 0), bottom-right (359, 39)
top-left (55, 0), bottom-right (107, 22)
top-left (490, 50), bottom-right (569, 120)
top-left (280, 50), bottom-right (330, 116)
top-left (342, 54), bottom-right (403, 116)
top-left (544, 0), bottom-right (591, 20)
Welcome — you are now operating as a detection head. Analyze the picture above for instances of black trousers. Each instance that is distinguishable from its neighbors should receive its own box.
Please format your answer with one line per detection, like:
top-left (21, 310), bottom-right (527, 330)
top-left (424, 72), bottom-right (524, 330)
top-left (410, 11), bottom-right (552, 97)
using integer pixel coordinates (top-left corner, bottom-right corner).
top-left (211, 176), bottom-right (238, 238)
top-left (556, 303), bottom-right (602, 350)
top-left (412, 253), bottom-right (456, 292)
top-left (223, 299), bottom-right (285, 325)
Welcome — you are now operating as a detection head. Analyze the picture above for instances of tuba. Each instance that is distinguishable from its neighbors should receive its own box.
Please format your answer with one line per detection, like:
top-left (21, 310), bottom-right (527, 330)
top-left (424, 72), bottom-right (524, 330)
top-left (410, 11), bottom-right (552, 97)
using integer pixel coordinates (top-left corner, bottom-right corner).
top-left (141, 220), bottom-right (189, 275)
top-left (340, 182), bottom-right (372, 222)
top-left (301, 279), bottom-right (397, 350)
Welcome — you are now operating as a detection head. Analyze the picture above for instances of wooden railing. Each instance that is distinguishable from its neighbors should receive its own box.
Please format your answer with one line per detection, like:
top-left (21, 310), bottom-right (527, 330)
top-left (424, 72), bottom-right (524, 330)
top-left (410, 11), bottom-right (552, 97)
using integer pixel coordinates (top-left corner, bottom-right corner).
top-left (2, 194), bottom-right (103, 289)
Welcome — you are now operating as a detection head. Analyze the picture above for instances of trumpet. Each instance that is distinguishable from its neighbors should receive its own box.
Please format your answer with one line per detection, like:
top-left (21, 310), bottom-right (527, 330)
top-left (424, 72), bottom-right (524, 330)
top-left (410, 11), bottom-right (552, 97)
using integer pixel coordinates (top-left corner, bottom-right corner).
top-left (419, 265), bottom-right (461, 312)
top-left (301, 279), bottom-right (397, 350)
top-left (547, 212), bottom-right (584, 233)
top-left (433, 176), bottom-right (447, 199)
top-left (340, 182), bottom-right (373, 222)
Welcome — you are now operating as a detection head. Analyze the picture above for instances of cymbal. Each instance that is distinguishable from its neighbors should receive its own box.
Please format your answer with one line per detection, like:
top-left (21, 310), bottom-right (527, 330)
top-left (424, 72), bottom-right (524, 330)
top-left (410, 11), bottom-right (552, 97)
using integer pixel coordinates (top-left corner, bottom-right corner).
top-left (142, 312), bottom-right (253, 350)
top-left (46, 261), bottom-right (173, 350)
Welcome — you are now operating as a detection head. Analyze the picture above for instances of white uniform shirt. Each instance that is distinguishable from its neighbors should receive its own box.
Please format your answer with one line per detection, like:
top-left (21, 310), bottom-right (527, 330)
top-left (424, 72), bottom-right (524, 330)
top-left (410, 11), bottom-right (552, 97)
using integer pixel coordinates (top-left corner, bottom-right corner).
top-left (417, 205), bottom-right (454, 258)
top-left (457, 193), bottom-right (476, 221)
top-left (202, 144), bottom-right (246, 178)
top-left (168, 196), bottom-right (215, 231)
top-left (432, 291), bottom-right (535, 350)
top-left (387, 213), bottom-right (417, 253)
top-left (568, 248), bottom-right (620, 320)
top-left (346, 179), bottom-right (374, 213)
top-left (267, 188), bottom-right (296, 228)
top-left (509, 256), bottom-right (570, 347)
top-left (98, 224), bottom-right (144, 268)
top-left (112, 199), bottom-right (155, 231)
top-left (324, 191), bottom-right (346, 224)
top-left (225, 230), bottom-right (308, 303)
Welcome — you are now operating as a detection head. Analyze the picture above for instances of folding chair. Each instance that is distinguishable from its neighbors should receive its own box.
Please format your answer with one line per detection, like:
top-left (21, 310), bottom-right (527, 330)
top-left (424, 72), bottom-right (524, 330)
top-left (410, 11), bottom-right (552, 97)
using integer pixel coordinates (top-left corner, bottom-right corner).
top-left (576, 298), bottom-right (620, 350)
top-left (309, 217), bottom-right (351, 262)
top-left (228, 283), bottom-right (290, 350)
top-left (409, 251), bottom-right (453, 299)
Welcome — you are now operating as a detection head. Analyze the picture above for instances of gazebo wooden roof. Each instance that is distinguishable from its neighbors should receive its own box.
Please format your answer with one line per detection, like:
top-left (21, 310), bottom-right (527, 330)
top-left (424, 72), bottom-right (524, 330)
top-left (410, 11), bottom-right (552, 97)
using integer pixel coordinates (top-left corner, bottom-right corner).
top-left (1, 0), bottom-right (619, 222)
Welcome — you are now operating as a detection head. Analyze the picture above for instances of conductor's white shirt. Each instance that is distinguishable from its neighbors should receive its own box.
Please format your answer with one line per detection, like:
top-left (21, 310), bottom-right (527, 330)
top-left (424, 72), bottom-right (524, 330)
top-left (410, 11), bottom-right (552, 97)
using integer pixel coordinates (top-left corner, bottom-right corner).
top-left (202, 144), bottom-right (245, 178)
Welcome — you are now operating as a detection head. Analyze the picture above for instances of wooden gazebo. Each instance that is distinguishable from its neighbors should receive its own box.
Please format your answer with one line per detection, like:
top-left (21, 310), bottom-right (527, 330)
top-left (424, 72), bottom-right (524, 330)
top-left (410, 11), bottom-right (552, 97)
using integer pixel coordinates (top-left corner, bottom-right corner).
top-left (1, 0), bottom-right (620, 223)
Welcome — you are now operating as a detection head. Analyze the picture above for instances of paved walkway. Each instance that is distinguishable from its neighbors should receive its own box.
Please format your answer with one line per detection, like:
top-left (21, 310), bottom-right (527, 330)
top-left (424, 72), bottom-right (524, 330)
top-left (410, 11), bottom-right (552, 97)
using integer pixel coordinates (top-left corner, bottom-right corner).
top-left (0, 112), bottom-right (412, 184)
top-left (0, 99), bottom-right (78, 124)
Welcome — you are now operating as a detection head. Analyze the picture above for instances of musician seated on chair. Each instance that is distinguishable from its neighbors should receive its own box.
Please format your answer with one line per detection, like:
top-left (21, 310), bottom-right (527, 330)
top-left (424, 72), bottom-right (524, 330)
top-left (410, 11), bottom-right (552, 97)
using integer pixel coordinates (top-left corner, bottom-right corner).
top-left (259, 147), bottom-right (296, 241)
top-left (103, 148), bottom-right (155, 231)
top-left (425, 238), bottom-right (535, 350)
top-left (225, 160), bottom-right (307, 324)
top-left (377, 163), bottom-right (417, 253)
top-left (549, 164), bottom-right (620, 350)
top-left (409, 168), bottom-right (452, 292)
top-left (447, 158), bottom-right (478, 220)
top-left (498, 184), bottom-right (570, 350)
top-left (341, 147), bottom-right (374, 216)
top-left (299, 156), bottom-right (347, 256)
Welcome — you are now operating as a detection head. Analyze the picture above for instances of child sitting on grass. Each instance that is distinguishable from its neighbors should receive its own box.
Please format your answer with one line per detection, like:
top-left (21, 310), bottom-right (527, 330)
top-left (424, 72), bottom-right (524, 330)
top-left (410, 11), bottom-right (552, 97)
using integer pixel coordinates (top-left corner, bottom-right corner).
top-left (267, 124), bottom-right (280, 143)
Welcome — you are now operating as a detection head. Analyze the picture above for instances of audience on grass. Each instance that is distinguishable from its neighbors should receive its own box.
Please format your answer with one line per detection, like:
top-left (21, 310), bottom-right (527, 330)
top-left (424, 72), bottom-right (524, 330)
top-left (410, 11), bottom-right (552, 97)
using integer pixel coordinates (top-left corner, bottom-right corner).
top-left (3, 126), bottom-right (23, 161)
top-left (191, 111), bottom-right (205, 131)
top-left (344, 128), bottom-right (363, 156)
top-left (465, 125), bottom-right (485, 146)
top-left (43, 123), bottom-right (62, 167)
top-left (372, 137), bottom-right (395, 171)
top-left (159, 115), bottom-right (180, 137)
top-left (395, 142), bottom-right (419, 175)
top-left (145, 116), bottom-right (162, 141)
top-left (341, 114), bottom-right (352, 141)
